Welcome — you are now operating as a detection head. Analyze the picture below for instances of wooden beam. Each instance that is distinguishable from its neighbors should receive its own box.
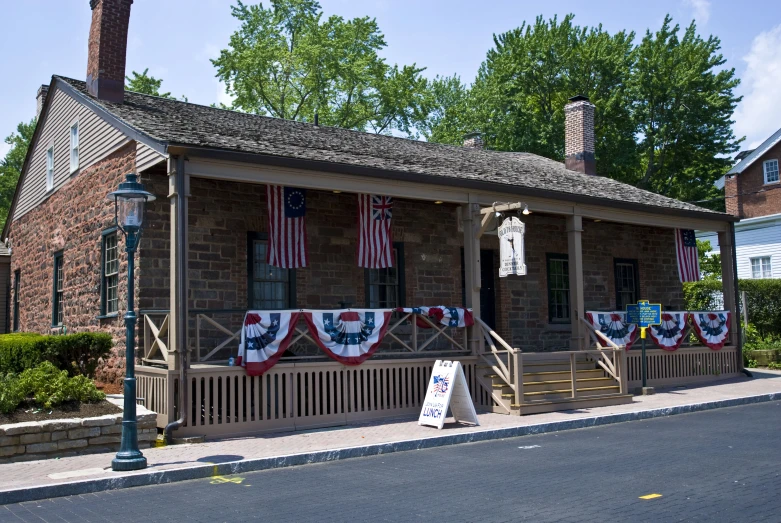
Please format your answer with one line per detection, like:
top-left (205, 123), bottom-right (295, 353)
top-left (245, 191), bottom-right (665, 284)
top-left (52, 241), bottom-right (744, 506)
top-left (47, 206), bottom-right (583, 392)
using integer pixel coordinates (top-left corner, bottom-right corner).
top-left (479, 202), bottom-right (524, 214)
top-left (567, 215), bottom-right (585, 351)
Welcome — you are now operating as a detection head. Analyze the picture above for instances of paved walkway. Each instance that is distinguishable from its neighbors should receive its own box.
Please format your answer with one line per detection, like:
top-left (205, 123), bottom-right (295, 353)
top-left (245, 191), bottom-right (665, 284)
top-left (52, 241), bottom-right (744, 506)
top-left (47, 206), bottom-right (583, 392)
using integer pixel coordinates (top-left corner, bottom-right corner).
top-left (1, 369), bottom-right (781, 502)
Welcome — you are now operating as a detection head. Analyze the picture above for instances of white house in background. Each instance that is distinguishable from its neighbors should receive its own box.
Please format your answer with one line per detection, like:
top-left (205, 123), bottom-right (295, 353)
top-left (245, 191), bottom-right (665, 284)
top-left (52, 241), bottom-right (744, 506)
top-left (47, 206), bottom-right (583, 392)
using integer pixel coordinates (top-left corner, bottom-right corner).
top-left (698, 126), bottom-right (781, 279)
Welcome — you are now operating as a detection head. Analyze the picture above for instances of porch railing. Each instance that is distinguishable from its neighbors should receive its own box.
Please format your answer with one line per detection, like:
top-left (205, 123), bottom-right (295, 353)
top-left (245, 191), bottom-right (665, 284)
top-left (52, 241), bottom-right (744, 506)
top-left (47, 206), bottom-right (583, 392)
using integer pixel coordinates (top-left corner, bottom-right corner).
top-left (141, 309), bottom-right (471, 365)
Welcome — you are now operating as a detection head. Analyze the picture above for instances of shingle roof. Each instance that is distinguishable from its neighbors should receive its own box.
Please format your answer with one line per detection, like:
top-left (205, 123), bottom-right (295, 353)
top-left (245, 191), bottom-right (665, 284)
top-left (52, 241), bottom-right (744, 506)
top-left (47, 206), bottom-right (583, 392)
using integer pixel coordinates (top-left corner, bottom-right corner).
top-left (56, 75), bottom-right (725, 218)
top-left (728, 127), bottom-right (781, 175)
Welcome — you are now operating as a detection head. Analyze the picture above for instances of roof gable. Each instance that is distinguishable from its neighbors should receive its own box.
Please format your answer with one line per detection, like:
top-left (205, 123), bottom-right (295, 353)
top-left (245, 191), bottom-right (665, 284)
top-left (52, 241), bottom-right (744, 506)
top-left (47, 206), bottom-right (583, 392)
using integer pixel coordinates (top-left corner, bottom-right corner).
top-left (728, 127), bottom-right (781, 175)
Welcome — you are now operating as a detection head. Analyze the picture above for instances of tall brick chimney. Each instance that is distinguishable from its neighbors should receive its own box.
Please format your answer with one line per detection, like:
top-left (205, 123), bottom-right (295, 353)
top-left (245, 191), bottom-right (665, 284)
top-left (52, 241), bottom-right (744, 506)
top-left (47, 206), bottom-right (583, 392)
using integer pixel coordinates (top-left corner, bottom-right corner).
top-left (564, 95), bottom-right (596, 175)
top-left (36, 84), bottom-right (49, 116)
top-left (86, 0), bottom-right (133, 103)
top-left (724, 174), bottom-right (742, 217)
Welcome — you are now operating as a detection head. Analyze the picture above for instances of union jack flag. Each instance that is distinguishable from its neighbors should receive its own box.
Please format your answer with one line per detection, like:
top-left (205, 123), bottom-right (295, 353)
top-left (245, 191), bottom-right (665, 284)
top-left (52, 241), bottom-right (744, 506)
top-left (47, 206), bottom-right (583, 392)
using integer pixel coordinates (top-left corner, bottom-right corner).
top-left (358, 194), bottom-right (393, 268)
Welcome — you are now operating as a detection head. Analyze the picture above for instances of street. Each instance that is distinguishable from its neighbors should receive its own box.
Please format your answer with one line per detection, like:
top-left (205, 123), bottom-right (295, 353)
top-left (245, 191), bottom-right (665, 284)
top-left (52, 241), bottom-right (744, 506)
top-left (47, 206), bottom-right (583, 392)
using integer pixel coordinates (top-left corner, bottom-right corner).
top-left (2, 401), bottom-right (780, 522)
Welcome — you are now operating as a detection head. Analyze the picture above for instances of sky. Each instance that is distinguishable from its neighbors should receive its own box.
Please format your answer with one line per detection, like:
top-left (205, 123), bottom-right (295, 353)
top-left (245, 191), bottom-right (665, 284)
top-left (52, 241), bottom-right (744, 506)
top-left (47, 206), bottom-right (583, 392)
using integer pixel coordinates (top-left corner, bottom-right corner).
top-left (1, 0), bottom-right (780, 161)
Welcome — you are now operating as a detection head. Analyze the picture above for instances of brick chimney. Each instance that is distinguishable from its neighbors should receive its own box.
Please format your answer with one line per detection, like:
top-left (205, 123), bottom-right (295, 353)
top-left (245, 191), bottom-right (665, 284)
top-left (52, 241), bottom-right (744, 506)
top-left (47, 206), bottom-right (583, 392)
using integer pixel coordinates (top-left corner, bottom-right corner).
top-left (463, 132), bottom-right (484, 149)
top-left (86, 0), bottom-right (133, 102)
top-left (564, 95), bottom-right (596, 175)
top-left (36, 84), bottom-right (49, 116)
top-left (724, 174), bottom-right (742, 217)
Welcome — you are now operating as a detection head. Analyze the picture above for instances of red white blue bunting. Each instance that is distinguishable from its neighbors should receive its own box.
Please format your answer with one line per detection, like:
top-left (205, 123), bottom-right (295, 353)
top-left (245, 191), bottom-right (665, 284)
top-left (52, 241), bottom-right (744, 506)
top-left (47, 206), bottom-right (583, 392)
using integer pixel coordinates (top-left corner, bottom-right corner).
top-left (586, 311), bottom-right (638, 350)
top-left (396, 307), bottom-right (474, 329)
top-left (238, 311), bottom-right (301, 376)
top-left (688, 311), bottom-right (731, 350)
top-left (304, 309), bottom-right (392, 365)
top-left (648, 312), bottom-right (687, 351)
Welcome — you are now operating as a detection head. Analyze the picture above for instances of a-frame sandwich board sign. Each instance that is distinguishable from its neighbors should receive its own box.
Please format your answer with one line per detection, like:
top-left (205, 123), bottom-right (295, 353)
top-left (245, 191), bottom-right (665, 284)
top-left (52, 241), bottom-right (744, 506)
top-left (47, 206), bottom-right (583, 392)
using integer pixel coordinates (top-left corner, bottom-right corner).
top-left (418, 360), bottom-right (479, 429)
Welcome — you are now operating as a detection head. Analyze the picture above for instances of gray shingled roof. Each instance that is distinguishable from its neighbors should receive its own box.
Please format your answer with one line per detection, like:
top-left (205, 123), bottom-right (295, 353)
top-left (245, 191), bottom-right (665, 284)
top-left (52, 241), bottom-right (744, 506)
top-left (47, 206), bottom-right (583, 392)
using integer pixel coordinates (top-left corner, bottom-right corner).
top-left (57, 76), bottom-right (725, 218)
top-left (727, 127), bottom-right (781, 175)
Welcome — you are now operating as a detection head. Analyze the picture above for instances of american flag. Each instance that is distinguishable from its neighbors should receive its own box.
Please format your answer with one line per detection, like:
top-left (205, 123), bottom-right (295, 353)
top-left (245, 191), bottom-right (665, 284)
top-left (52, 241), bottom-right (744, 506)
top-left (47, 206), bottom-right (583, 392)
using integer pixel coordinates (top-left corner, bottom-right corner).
top-left (675, 229), bottom-right (700, 282)
top-left (358, 194), bottom-right (393, 268)
top-left (267, 185), bottom-right (308, 268)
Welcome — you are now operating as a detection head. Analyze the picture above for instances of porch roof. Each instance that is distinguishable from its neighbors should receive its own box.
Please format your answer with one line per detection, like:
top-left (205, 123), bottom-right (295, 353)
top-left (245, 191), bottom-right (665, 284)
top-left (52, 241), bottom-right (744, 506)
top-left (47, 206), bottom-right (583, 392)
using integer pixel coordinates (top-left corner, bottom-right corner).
top-left (55, 75), bottom-right (729, 220)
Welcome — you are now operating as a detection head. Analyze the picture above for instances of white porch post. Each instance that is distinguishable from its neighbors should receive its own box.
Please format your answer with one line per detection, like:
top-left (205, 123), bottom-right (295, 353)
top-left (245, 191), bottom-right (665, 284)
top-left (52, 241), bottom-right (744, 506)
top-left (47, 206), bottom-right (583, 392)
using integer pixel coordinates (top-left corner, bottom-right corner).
top-left (462, 201), bottom-right (482, 354)
top-left (718, 225), bottom-right (740, 351)
top-left (167, 156), bottom-right (190, 370)
top-left (567, 214), bottom-right (585, 351)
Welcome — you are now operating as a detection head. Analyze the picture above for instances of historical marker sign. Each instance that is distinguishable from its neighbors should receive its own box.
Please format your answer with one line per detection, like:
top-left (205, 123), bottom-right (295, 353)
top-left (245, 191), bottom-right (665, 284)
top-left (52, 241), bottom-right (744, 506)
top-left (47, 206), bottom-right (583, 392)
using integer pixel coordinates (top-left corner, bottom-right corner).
top-left (418, 360), bottom-right (479, 429)
top-left (625, 300), bottom-right (662, 328)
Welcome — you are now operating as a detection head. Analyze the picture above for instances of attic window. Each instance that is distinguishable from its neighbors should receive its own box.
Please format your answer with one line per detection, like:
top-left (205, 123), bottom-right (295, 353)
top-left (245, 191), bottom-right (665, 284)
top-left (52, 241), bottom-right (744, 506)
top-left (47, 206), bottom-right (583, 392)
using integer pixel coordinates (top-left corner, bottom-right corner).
top-left (46, 145), bottom-right (54, 191)
top-left (764, 159), bottom-right (779, 184)
top-left (69, 122), bottom-right (79, 173)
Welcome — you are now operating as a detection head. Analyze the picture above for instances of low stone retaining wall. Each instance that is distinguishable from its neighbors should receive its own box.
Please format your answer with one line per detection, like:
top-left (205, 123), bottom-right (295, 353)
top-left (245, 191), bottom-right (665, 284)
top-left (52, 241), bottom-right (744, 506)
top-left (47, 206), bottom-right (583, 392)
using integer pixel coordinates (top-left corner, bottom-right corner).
top-left (0, 397), bottom-right (157, 463)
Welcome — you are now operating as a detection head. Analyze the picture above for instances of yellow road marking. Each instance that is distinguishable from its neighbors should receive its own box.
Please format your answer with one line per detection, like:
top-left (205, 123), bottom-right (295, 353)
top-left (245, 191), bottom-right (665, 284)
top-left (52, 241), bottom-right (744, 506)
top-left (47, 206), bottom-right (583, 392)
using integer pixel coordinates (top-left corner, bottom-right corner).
top-left (639, 493), bottom-right (663, 500)
top-left (210, 475), bottom-right (245, 485)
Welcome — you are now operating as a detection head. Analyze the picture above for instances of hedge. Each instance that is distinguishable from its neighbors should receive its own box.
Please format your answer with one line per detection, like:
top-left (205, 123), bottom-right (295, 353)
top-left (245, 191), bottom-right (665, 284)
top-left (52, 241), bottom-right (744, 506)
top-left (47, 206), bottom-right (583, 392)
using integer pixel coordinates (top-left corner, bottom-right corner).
top-left (684, 278), bottom-right (781, 339)
top-left (0, 332), bottom-right (113, 378)
top-left (0, 361), bottom-right (105, 414)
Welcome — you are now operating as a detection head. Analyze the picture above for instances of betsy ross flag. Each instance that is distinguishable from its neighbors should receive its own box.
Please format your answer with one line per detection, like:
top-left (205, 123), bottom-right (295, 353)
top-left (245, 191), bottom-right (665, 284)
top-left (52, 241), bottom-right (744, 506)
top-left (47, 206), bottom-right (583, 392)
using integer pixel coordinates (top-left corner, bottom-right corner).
top-left (358, 194), bottom-right (393, 268)
top-left (267, 185), bottom-right (308, 268)
top-left (675, 229), bottom-right (700, 282)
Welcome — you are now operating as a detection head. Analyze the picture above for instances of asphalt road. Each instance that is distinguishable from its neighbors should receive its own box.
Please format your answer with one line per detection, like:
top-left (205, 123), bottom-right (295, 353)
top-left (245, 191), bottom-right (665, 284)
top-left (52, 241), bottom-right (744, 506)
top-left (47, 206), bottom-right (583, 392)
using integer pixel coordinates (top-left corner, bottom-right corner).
top-left (2, 401), bottom-right (781, 523)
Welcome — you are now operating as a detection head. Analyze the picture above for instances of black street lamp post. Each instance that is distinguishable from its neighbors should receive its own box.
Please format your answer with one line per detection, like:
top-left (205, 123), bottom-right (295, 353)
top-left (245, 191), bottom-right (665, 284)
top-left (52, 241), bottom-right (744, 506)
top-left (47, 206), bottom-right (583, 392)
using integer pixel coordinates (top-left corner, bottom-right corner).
top-left (108, 173), bottom-right (155, 472)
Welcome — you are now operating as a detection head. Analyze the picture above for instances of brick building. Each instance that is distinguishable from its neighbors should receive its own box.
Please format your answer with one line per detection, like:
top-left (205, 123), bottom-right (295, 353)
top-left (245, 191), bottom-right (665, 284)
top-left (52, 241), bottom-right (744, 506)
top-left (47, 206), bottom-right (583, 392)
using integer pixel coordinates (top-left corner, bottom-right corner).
top-left (700, 127), bottom-right (781, 279)
top-left (2, 0), bottom-right (741, 436)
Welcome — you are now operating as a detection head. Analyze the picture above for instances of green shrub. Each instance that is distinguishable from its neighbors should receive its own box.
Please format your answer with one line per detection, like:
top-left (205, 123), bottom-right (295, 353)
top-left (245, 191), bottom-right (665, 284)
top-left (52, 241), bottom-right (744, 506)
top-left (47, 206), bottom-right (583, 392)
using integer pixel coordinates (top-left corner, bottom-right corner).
top-left (0, 362), bottom-right (106, 414)
top-left (684, 279), bottom-right (781, 340)
top-left (0, 332), bottom-right (112, 377)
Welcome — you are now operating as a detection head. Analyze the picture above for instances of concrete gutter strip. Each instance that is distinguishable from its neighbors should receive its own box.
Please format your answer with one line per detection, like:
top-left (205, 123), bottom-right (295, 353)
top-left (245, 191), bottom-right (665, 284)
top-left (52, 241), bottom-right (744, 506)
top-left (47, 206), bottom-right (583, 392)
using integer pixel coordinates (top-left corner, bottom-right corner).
top-left (2, 392), bottom-right (781, 505)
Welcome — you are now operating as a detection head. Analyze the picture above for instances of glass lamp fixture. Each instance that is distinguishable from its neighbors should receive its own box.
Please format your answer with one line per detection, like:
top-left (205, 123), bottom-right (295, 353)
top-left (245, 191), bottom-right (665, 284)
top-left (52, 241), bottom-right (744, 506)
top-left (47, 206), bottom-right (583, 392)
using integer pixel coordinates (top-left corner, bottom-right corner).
top-left (106, 173), bottom-right (156, 232)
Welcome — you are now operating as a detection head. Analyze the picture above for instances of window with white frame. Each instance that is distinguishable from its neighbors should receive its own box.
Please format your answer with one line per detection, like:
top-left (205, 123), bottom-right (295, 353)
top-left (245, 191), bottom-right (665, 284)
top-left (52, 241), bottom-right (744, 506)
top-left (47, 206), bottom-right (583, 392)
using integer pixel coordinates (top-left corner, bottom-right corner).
top-left (46, 145), bottom-right (54, 191)
top-left (750, 257), bottom-right (772, 279)
top-left (764, 159), bottom-right (779, 184)
top-left (69, 122), bottom-right (79, 173)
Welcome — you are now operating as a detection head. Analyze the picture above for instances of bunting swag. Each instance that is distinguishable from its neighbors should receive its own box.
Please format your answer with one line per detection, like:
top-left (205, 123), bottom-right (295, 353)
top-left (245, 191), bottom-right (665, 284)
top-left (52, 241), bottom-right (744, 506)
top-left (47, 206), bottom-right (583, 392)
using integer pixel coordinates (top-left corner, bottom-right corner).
top-left (586, 311), bottom-right (638, 349)
top-left (238, 311), bottom-right (301, 376)
top-left (689, 311), bottom-right (731, 350)
top-left (304, 309), bottom-right (392, 365)
top-left (396, 307), bottom-right (474, 329)
top-left (648, 312), bottom-right (687, 351)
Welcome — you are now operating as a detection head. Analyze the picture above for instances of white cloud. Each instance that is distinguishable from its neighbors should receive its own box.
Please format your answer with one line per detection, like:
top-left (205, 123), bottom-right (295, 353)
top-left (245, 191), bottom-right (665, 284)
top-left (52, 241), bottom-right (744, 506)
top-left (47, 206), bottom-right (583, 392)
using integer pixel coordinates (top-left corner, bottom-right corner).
top-left (733, 24), bottom-right (781, 149)
top-left (684, 0), bottom-right (711, 25)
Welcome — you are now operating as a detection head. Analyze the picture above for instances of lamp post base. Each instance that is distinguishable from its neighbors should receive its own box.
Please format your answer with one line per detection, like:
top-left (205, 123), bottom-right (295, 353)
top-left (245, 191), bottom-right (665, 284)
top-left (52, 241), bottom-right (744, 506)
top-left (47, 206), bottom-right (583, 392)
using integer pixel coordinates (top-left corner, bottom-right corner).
top-left (112, 452), bottom-right (148, 471)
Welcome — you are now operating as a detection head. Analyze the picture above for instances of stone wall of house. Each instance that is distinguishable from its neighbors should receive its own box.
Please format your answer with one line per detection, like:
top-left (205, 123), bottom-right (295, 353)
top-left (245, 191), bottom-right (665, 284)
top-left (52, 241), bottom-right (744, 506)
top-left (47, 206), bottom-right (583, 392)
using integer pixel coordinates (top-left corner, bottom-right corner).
top-left (139, 179), bottom-right (684, 355)
top-left (8, 142), bottom-right (146, 383)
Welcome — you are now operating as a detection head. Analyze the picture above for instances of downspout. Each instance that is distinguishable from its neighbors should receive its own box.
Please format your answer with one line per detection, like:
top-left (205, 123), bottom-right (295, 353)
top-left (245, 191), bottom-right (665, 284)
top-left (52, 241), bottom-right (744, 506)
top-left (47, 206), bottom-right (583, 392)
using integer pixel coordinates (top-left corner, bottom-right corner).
top-left (165, 155), bottom-right (189, 442)
top-left (731, 222), bottom-right (751, 377)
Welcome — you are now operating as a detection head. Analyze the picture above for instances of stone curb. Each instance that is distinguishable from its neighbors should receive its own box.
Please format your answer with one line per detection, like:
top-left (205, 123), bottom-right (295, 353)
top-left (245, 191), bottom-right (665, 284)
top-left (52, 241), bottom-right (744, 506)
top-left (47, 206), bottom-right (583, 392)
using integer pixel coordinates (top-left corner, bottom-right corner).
top-left (2, 392), bottom-right (780, 505)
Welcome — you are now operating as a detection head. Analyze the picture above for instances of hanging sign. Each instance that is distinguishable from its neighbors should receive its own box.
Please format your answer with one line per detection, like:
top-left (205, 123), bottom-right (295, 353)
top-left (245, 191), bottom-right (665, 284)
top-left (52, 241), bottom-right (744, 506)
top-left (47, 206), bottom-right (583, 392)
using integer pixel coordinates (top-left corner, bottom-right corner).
top-left (418, 360), bottom-right (479, 429)
top-left (498, 217), bottom-right (526, 277)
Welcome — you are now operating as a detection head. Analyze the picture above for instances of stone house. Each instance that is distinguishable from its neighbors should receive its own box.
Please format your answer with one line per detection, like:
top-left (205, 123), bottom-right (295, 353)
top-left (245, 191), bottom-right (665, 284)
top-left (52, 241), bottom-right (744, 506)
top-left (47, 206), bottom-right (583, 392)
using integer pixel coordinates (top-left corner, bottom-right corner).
top-left (3, 0), bottom-right (742, 437)
top-left (700, 127), bottom-right (781, 279)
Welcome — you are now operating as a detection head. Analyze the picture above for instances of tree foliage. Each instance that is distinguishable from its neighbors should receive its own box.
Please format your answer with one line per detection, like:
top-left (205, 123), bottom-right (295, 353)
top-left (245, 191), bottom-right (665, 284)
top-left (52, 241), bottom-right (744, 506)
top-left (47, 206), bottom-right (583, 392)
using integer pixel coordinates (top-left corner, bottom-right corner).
top-left (423, 14), bottom-right (741, 208)
top-left (212, 0), bottom-right (429, 135)
top-left (697, 239), bottom-right (722, 280)
top-left (0, 118), bottom-right (36, 231)
top-left (126, 68), bottom-right (173, 98)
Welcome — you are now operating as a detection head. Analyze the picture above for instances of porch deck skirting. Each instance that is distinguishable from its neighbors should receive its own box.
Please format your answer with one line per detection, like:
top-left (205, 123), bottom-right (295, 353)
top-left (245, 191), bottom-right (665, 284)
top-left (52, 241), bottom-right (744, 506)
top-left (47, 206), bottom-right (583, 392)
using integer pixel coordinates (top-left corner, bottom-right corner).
top-left (626, 345), bottom-right (741, 389)
top-left (137, 357), bottom-right (491, 437)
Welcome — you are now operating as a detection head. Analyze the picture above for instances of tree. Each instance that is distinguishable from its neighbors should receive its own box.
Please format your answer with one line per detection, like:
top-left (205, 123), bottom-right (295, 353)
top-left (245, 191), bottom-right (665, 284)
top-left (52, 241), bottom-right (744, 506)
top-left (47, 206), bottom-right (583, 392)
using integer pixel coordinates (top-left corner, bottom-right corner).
top-left (0, 119), bottom-right (36, 230)
top-left (212, 0), bottom-right (429, 134)
top-left (422, 15), bottom-right (740, 207)
top-left (126, 68), bottom-right (175, 99)
top-left (630, 16), bottom-right (741, 207)
top-left (697, 239), bottom-right (722, 280)
top-left (416, 75), bottom-right (470, 143)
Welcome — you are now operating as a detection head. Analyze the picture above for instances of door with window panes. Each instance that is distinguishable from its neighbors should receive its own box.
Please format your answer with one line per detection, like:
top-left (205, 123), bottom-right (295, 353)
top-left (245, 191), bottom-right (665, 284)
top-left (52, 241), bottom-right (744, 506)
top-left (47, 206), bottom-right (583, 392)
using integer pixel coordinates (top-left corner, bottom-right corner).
top-left (247, 232), bottom-right (295, 310)
top-left (614, 259), bottom-right (639, 311)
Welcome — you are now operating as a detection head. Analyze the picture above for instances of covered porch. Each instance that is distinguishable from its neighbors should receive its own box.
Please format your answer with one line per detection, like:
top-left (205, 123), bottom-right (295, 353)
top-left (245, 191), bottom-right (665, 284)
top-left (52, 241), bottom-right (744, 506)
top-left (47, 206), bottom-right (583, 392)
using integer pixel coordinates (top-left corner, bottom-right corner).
top-left (135, 152), bottom-right (741, 437)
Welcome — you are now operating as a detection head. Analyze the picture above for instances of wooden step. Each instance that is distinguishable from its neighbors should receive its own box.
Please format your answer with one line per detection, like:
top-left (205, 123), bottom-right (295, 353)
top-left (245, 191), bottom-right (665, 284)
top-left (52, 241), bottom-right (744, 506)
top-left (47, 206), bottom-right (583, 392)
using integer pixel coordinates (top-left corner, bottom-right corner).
top-left (510, 393), bottom-right (634, 415)
top-left (507, 385), bottom-right (621, 402)
top-left (522, 377), bottom-right (616, 393)
top-left (521, 369), bottom-right (605, 381)
top-left (522, 362), bottom-right (595, 372)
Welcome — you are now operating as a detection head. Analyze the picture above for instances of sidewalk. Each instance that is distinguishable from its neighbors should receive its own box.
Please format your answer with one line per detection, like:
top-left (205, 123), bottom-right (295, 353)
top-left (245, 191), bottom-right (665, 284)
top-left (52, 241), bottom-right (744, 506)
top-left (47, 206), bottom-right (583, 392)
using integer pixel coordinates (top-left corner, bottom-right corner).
top-left (2, 369), bottom-right (781, 504)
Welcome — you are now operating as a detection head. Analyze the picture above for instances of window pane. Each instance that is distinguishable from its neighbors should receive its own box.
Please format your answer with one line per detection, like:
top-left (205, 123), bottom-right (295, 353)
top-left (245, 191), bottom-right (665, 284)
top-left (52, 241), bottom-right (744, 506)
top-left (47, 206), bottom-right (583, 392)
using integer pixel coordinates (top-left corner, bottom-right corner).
top-left (367, 247), bottom-right (401, 308)
top-left (765, 160), bottom-right (779, 183)
top-left (547, 256), bottom-right (570, 322)
top-left (251, 238), bottom-right (291, 309)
